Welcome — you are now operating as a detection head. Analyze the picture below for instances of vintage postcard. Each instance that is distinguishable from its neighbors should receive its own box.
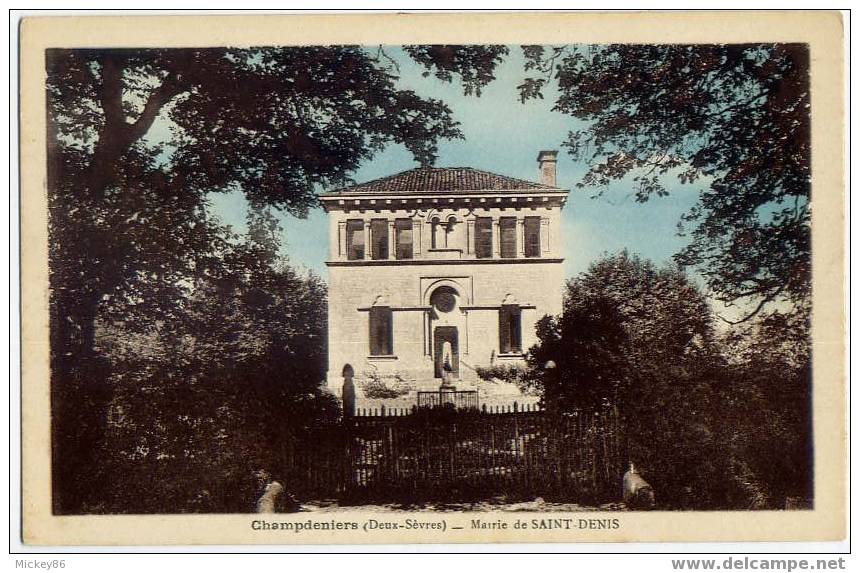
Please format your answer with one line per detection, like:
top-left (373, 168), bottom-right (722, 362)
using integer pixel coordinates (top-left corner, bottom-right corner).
top-left (18, 11), bottom-right (846, 545)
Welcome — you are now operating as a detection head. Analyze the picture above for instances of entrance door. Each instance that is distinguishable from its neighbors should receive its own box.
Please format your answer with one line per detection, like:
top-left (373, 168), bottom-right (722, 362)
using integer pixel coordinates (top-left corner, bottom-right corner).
top-left (433, 326), bottom-right (459, 379)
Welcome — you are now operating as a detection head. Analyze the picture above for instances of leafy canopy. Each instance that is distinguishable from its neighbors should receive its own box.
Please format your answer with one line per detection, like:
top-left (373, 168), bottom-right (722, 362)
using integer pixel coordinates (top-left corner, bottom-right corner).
top-left (519, 44), bottom-right (810, 321)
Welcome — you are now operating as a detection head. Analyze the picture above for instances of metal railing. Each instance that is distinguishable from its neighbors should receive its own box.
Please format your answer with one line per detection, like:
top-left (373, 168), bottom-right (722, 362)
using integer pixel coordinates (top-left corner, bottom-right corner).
top-left (416, 389), bottom-right (479, 411)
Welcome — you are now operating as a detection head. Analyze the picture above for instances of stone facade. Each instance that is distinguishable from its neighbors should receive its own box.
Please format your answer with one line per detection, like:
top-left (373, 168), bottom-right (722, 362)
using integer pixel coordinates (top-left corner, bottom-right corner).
top-left (321, 151), bottom-right (568, 409)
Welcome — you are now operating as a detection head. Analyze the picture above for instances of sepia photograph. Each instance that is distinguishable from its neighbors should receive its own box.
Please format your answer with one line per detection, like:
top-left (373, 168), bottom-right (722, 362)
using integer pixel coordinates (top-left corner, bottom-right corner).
top-left (17, 11), bottom-right (846, 545)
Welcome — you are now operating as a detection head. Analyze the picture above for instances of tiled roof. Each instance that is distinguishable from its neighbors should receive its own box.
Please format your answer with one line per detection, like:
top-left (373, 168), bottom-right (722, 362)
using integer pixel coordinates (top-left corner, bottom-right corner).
top-left (327, 167), bottom-right (560, 195)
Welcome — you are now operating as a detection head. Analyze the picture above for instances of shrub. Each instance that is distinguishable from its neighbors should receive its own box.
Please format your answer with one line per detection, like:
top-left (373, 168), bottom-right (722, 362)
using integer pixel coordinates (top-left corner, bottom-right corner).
top-left (360, 371), bottom-right (413, 399)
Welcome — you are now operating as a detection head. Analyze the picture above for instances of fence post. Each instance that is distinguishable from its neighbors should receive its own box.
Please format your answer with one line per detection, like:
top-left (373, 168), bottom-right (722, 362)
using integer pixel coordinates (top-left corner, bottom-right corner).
top-left (342, 367), bottom-right (356, 418)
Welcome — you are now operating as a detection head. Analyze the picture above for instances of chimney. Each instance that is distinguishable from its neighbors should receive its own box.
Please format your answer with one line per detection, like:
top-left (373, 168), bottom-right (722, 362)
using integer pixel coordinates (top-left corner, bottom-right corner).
top-left (537, 150), bottom-right (558, 187)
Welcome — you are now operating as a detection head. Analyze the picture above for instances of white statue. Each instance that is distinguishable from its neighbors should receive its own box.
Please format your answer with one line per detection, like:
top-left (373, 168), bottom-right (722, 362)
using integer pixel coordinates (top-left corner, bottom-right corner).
top-left (442, 341), bottom-right (453, 371)
top-left (441, 340), bottom-right (454, 387)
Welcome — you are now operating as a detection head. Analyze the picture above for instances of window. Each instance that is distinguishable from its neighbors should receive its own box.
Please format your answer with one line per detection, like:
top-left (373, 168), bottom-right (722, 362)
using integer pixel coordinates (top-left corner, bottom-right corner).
top-left (370, 219), bottom-right (389, 260)
top-left (475, 217), bottom-right (493, 258)
top-left (369, 306), bottom-right (393, 356)
top-left (430, 286), bottom-right (457, 314)
top-left (500, 217), bottom-right (517, 258)
top-left (346, 220), bottom-right (365, 260)
top-left (445, 217), bottom-right (457, 249)
top-left (430, 217), bottom-right (441, 249)
top-left (499, 305), bottom-right (522, 354)
top-left (395, 219), bottom-right (413, 260)
top-left (524, 217), bottom-right (541, 258)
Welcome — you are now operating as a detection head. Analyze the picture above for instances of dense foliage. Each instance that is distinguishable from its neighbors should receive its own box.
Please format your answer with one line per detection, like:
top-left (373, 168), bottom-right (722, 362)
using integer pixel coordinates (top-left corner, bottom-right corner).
top-left (516, 45), bottom-right (813, 508)
top-left (519, 44), bottom-right (811, 322)
top-left (47, 45), bottom-right (505, 513)
top-left (527, 252), bottom-right (812, 509)
top-left (58, 209), bottom-right (338, 513)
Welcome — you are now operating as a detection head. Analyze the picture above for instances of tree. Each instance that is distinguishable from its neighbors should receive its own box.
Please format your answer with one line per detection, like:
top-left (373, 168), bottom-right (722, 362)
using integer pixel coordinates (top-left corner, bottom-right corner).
top-left (528, 253), bottom-right (812, 509)
top-left (514, 45), bottom-right (814, 507)
top-left (48, 147), bottom-right (231, 512)
top-left (518, 44), bottom-right (810, 322)
top-left (46, 45), bottom-right (506, 512)
top-left (94, 209), bottom-right (336, 513)
top-left (528, 252), bottom-right (717, 408)
top-left (403, 45), bottom-right (509, 96)
top-left (527, 298), bottom-right (630, 411)
top-left (717, 306), bottom-right (813, 506)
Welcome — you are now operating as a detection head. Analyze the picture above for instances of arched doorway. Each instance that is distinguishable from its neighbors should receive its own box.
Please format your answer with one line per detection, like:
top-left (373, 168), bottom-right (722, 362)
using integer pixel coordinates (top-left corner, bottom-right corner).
top-left (429, 286), bottom-right (461, 380)
top-left (433, 326), bottom-right (459, 379)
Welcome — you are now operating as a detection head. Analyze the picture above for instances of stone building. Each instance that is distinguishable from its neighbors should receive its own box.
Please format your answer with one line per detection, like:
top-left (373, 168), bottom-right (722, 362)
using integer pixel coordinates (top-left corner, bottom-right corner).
top-left (321, 150), bottom-right (568, 412)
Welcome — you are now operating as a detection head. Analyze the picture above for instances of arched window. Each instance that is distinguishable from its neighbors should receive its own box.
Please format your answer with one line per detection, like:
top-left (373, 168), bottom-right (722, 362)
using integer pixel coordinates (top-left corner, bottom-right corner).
top-left (369, 306), bottom-right (393, 356)
top-left (341, 364), bottom-right (356, 417)
top-left (445, 216), bottom-right (457, 249)
top-left (499, 304), bottom-right (522, 354)
top-left (430, 216), bottom-right (441, 249)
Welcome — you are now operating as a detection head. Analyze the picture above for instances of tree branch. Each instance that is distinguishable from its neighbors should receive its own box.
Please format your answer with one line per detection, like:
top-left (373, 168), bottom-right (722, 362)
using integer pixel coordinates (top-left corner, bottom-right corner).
top-left (87, 62), bottom-right (185, 200)
top-left (97, 53), bottom-right (126, 129)
top-left (374, 45), bottom-right (400, 73)
top-left (717, 282), bottom-right (786, 325)
top-left (706, 89), bottom-right (770, 119)
top-left (126, 71), bottom-right (183, 143)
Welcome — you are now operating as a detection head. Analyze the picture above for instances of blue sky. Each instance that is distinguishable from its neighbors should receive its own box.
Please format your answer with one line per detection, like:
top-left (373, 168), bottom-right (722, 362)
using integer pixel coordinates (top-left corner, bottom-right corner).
top-left (207, 46), bottom-right (704, 282)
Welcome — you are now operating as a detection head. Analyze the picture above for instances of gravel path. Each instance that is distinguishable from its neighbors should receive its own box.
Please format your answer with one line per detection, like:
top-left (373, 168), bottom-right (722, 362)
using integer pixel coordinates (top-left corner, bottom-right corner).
top-left (301, 498), bottom-right (626, 512)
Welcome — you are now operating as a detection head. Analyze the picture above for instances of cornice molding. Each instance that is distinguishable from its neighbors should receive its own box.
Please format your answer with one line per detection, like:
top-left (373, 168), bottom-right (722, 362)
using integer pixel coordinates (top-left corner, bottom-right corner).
top-left (327, 258), bottom-right (564, 267)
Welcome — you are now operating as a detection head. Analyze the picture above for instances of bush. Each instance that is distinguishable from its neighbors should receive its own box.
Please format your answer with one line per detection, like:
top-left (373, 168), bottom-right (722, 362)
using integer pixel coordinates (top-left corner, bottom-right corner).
top-left (475, 364), bottom-right (536, 394)
top-left (360, 371), bottom-right (413, 399)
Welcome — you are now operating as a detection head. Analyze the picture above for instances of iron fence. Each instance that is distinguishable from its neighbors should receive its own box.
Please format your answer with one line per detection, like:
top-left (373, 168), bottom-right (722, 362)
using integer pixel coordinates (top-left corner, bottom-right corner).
top-left (416, 389), bottom-right (479, 411)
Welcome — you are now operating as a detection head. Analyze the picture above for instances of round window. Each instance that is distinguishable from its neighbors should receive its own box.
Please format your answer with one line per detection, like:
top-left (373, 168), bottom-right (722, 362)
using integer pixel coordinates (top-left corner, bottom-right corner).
top-left (431, 287), bottom-right (457, 313)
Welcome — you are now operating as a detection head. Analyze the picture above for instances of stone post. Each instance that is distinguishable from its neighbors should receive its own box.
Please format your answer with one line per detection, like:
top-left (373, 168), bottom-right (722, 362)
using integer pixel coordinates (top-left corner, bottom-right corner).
top-left (255, 481), bottom-right (283, 513)
top-left (516, 217), bottom-right (526, 258)
top-left (387, 219), bottom-right (396, 259)
top-left (363, 220), bottom-right (371, 260)
top-left (337, 221), bottom-right (347, 259)
top-left (466, 217), bottom-right (476, 255)
top-left (342, 367), bottom-right (356, 418)
top-left (412, 219), bottom-right (422, 255)
top-left (622, 463), bottom-right (656, 509)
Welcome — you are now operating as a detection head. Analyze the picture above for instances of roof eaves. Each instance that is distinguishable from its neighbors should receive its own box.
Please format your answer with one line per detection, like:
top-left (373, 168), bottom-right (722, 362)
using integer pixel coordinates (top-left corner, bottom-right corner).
top-left (320, 188), bottom-right (569, 200)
